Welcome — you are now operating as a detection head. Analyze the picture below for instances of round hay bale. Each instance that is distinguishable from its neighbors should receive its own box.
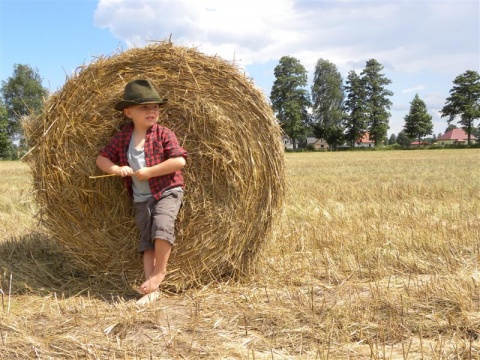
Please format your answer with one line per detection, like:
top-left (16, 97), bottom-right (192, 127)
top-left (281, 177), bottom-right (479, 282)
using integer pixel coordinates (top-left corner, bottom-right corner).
top-left (24, 41), bottom-right (285, 291)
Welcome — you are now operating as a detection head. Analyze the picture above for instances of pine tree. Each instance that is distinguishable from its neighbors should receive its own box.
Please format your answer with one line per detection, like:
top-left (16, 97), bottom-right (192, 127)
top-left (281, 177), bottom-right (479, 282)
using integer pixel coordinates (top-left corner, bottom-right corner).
top-left (343, 70), bottom-right (367, 147)
top-left (270, 56), bottom-right (311, 150)
top-left (360, 59), bottom-right (393, 146)
top-left (403, 94), bottom-right (433, 144)
top-left (441, 70), bottom-right (480, 145)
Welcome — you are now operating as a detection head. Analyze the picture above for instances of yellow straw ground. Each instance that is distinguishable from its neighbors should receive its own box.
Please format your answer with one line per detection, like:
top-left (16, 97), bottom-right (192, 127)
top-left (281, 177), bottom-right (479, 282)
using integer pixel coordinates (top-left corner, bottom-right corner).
top-left (1, 149), bottom-right (479, 359)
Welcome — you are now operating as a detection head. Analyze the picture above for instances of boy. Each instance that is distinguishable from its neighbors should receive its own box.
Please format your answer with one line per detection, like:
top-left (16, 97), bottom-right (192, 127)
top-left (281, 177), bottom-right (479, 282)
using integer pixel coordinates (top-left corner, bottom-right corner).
top-left (96, 79), bottom-right (187, 303)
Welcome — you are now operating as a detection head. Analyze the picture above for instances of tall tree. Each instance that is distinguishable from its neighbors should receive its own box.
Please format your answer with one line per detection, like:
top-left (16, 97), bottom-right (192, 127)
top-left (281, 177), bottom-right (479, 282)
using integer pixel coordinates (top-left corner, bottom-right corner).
top-left (0, 64), bottom-right (48, 143)
top-left (403, 94), bottom-right (433, 143)
top-left (311, 59), bottom-right (344, 150)
top-left (440, 70), bottom-right (480, 145)
top-left (270, 56), bottom-right (311, 150)
top-left (0, 103), bottom-right (13, 159)
top-left (360, 59), bottom-right (393, 146)
top-left (343, 70), bottom-right (367, 147)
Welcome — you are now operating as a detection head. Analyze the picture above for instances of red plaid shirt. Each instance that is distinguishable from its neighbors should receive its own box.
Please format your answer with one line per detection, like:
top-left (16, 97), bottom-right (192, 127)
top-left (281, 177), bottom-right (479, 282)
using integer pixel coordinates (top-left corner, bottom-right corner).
top-left (99, 123), bottom-right (188, 200)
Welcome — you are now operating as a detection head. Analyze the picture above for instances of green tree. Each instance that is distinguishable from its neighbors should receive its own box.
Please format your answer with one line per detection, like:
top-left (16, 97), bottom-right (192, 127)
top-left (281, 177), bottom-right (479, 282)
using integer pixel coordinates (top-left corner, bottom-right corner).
top-left (0, 64), bottom-right (48, 143)
top-left (441, 70), bottom-right (480, 145)
top-left (311, 59), bottom-right (344, 150)
top-left (360, 59), bottom-right (393, 146)
top-left (396, 130), bottom-right (412, 147)
top-left (343, 70), bottom-right (367, 147)
top-left (403, 94), bottom-right (433, 143)
top-left (0, 103), bottom-right (14, 159)
top-left (472, 124), bottom-right (479, 137)
top-left (388, 133), bottom-right (397, 145)
top-left (270, 56), bottom-right (311, 150)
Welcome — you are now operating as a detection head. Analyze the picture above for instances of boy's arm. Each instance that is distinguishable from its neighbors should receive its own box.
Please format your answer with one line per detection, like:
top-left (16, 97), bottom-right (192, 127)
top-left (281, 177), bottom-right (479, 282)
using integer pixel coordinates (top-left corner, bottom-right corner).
top-left (96, 155), bottom-right (134, 177)
top-left (134, 156), bottom-right (186, 181)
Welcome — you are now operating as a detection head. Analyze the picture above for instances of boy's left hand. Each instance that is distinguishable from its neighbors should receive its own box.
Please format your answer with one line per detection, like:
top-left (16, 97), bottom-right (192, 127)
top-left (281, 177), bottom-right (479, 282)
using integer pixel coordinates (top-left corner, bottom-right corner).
top-left (134, 168), bottom-right (152, 181)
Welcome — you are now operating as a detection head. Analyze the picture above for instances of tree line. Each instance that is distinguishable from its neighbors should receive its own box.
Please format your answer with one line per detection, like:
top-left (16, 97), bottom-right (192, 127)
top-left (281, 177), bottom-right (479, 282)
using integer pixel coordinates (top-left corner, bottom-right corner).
top-left (270, 56), bottom-right (480, 150)
top-left (1, 61), bottom-right (479, 159)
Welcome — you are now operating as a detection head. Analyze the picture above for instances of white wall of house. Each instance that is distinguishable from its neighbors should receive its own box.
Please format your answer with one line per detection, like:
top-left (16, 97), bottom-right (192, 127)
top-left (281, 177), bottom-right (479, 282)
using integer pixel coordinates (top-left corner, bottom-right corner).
top-left (282, 136), bottom-right (294, 150)
top-left (354, 142), bottom-right (374, 148)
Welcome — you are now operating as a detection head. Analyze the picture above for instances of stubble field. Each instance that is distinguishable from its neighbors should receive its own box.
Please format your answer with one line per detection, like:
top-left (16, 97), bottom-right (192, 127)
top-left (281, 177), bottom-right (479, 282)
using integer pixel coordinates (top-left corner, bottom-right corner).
top-left (0, 149), bottom-right (479, 359)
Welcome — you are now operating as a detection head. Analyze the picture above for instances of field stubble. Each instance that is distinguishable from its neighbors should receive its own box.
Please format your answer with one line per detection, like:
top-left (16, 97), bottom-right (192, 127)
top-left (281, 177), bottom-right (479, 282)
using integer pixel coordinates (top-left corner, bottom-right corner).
top-left (0, 150), bottom-right (479, 359)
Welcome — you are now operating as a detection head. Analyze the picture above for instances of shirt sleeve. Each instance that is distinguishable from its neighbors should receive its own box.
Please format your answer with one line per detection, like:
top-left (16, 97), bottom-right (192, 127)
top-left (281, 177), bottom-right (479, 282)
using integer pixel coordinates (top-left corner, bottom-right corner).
top-left (98, 132), bottom-right (122, 164)
top-left (162, 128), bottom-right (188, 160)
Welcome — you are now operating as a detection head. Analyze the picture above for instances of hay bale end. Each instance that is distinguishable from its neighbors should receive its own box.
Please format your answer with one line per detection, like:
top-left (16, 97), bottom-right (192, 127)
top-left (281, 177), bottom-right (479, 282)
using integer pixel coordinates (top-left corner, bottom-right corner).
top-left (24, 41), bottom-right (285, 291)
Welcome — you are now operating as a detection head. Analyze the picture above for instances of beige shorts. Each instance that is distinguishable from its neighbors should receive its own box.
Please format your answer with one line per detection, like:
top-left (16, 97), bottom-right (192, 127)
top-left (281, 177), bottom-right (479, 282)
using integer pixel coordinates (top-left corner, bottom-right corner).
top-left (133, 188), bottom-right (183, 253)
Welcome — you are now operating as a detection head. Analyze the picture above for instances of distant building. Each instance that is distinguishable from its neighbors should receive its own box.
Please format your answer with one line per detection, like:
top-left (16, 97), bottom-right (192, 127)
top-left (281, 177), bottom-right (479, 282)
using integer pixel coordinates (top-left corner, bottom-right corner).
top-left (282, 136), bottom-right (294, 150)
top-left (410, 141), bottom-right (429, 146)
top-left (306, 137), bottom-right (329, 150)
top-left (437, 128), bottom-right (476, 145)
top-left (281, 136), bottom-right (329, 150)
top-left (355, 133), bottom-right (375, 148)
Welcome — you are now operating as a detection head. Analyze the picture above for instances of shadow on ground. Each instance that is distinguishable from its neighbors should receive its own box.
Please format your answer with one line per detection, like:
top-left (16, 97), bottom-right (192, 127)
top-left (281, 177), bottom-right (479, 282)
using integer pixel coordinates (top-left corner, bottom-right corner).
top-left (0, 231), bottom-right (139, 301)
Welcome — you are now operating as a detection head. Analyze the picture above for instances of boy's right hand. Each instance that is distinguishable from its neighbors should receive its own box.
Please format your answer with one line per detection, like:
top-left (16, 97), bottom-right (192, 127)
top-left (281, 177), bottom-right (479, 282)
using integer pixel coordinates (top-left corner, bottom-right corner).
top-left (117, 166), bottom-right (134, 177)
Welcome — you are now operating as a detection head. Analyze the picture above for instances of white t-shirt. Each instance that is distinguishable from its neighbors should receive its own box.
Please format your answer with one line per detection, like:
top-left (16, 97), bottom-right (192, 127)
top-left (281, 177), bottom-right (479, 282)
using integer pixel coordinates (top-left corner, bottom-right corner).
top-left (127, 135), bottom-right (153, 202)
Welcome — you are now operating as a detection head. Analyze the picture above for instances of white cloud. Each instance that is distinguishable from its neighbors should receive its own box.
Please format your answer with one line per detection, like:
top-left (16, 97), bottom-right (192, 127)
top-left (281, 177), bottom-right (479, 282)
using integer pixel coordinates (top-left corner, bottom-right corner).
top-left (94, 0), bottom-right (296, 65)
top-left (94, 0), bottom-right (478, 75)
top-left (402, 85), bottom-right (425, 94)
top-left (93, 0), bottom-right (479, 136)
top-left (423, 93), bottom-right (446, 110)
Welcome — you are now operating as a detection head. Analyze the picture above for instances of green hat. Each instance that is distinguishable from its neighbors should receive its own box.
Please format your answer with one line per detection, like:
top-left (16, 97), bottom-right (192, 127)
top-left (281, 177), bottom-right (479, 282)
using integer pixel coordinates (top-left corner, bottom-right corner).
top-left (114, 79), bottom-right (167, 111)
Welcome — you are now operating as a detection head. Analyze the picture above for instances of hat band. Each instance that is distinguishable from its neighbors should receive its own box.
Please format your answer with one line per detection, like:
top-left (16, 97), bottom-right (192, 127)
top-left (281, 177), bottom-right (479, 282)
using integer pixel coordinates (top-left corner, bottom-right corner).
top-left (128, 97), bottom-right (163, 103)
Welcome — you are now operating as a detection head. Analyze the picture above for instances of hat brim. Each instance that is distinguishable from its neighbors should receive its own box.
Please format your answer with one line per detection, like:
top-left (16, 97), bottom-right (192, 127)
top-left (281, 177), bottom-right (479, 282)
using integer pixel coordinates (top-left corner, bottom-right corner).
top-left (114, 98), bottom-right (168, 111)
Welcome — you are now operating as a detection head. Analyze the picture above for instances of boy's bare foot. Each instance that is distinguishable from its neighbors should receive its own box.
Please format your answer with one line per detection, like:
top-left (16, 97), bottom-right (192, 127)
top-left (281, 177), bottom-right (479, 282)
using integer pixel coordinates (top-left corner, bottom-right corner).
top-left (138, 271), bottom-right (166, 295)
top-left (136, 290), bottom-right (161, 305)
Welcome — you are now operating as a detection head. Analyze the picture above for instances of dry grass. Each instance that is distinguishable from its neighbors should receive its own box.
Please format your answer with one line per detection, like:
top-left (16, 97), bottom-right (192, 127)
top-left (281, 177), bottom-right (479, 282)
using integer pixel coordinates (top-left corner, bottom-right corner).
top-left (1, 149), bottom-right (479, 359)
top-left (0, 162), bottom-right (36, 238)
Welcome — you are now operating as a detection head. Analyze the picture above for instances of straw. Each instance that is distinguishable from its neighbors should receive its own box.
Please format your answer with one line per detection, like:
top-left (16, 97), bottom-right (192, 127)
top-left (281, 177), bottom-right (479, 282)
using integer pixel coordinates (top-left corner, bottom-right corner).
top-left (88, 174), bottom-right (118, 179)
top-left (22, 40), bottom-right (286, 291)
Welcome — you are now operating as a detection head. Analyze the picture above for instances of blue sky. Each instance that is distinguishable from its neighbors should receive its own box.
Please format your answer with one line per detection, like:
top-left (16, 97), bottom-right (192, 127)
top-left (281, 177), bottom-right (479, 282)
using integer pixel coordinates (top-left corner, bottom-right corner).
top-left (1, 0), bottom-right (479, 137)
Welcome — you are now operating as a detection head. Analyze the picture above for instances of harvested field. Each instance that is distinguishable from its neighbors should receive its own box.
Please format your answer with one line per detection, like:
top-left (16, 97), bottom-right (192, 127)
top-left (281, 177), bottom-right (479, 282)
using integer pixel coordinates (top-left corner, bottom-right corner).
top-left (1, 149), bottom-right (479, 359)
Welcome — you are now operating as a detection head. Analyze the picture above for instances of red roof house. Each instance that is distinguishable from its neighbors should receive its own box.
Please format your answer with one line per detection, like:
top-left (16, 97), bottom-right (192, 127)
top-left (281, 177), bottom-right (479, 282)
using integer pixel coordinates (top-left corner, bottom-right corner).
top-left (438, 128), bottom-right (477, 145)
top-left (410, 141), bottom-right (429, 146)
top-left (355, 133), bottom-right (375, 147)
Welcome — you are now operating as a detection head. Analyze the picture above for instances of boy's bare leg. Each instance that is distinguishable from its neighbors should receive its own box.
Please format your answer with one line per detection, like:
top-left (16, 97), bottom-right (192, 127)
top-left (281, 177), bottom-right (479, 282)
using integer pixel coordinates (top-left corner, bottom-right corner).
top-left (142, 249), bottom-right (155, 281)
top-left (138, 239), bottom-right (171, 295)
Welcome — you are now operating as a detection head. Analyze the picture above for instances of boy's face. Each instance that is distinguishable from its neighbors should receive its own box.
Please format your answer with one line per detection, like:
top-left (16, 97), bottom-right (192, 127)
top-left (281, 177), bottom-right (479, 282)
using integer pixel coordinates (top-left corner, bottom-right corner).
top-left (124, 104), bottom-right (160, 130)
